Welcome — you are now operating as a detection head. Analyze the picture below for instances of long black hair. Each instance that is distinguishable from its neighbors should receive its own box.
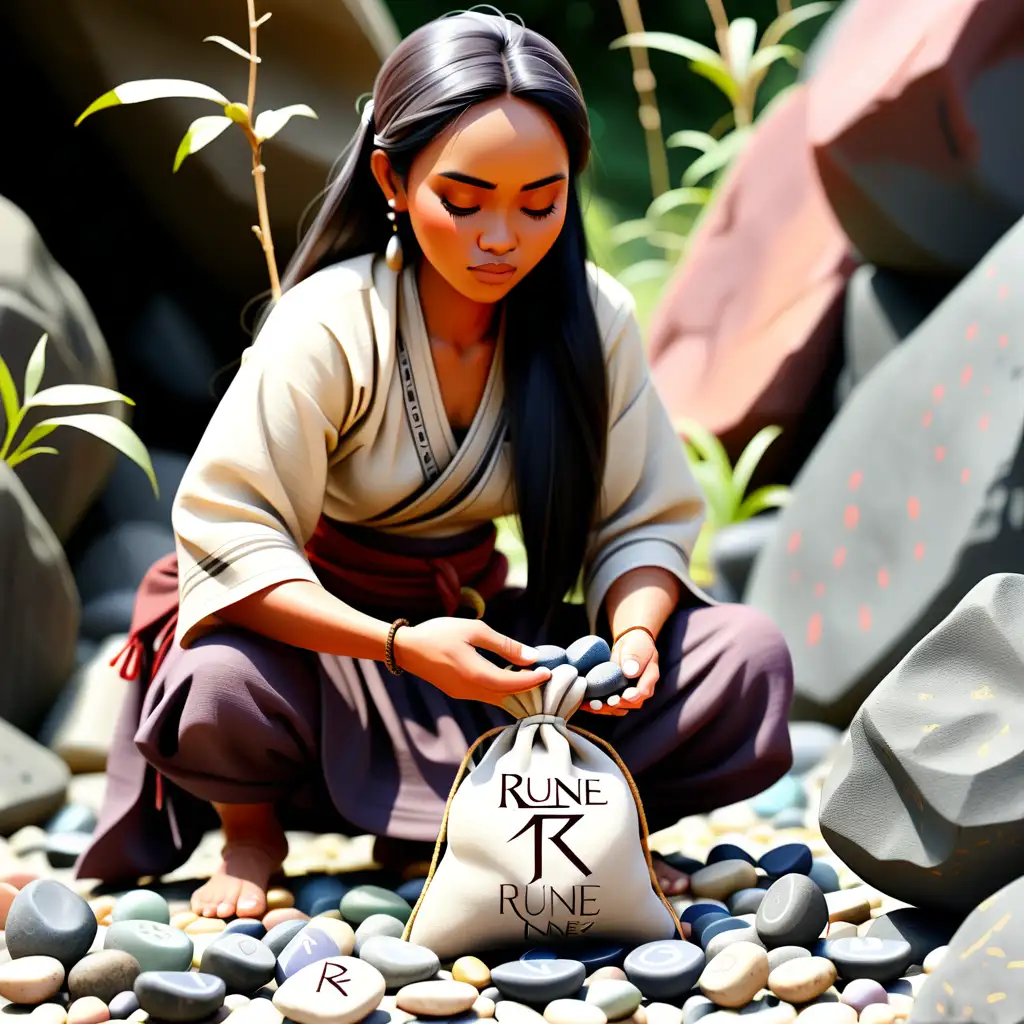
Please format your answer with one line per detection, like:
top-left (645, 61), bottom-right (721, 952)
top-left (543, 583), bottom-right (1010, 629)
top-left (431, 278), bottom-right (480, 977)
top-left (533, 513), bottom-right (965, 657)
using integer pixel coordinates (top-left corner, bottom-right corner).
top-left (281, 8), bottom-right (608, 630)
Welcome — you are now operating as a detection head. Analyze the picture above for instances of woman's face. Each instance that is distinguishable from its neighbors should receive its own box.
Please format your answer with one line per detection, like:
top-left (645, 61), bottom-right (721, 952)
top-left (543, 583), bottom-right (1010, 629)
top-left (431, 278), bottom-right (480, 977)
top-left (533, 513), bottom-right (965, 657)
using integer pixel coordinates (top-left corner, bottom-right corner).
top-left (373, 95), bottom-right (571, 303)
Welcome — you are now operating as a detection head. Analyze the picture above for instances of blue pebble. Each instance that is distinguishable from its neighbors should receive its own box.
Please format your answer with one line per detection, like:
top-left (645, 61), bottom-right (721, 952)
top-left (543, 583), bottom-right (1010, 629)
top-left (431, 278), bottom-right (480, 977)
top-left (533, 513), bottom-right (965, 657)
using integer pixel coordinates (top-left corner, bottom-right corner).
top-left (522, 944), bottom-right (624, 970)
top-left (225, 919), bottom-right (266, 939)
top-left (660, 853), bottom-right (705, 875)
top-left (309, 896), bottom-right (342, 917)
top-left (45, 803), bottom-right (98, 836)
top-left (566, 635), bottom-right (611, 675)
top-left (108, 992), bottom-right (140, 1020)
top-left (521, 947), bottom-right (558, 960)
top-left (396, 877), bottom-right (427, 904)
top-left (808, 860), bottom-right (841, 894)
top-left (699, 916), bottom-right (747, 950)
top-left (751, 775), bottom-right (806, 818)
top-left (275, 924), bottom-right (340, 985)
top-left (706, 843), bottom-right (756, 866)
top-left (530, 645), bottom-right (568, 671)
top-left (772, 808), bottom-right (809, 830)
top-left (758, 843), bottom-right (813, 878)
top-left (728, 888), bottom-right (766, 916)
top-left (584, 662), bottom-right (625, 700)
top-left (691, 910), bottom-right (732, 944)
top-left (292, 875), bottom-right (349, 916)
top-left (680, 903), bottom-right (727, 925)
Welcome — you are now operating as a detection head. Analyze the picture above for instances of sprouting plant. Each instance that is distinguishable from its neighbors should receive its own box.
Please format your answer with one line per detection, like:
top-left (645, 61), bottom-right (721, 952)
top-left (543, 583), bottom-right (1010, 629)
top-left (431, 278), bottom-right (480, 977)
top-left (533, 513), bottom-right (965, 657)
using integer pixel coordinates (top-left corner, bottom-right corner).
top-left (676, 417), bottom-right (791, 587)
top-left (0, 333), bottom-right (157, 495)
top-left (74, 0), bottom-right (317, 302)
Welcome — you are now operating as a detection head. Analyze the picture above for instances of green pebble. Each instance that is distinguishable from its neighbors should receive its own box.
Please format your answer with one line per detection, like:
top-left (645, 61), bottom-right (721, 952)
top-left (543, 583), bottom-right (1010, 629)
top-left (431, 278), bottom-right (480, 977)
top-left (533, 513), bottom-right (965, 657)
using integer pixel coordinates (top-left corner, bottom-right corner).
top-left (104, 920), bottom-right (193, 972)
top-left (111, 889), bottom-right (171, 925)
top-left (585, 980), bottom-right (643, 1020)
top-left (339, 885), bottom-right (412, 926)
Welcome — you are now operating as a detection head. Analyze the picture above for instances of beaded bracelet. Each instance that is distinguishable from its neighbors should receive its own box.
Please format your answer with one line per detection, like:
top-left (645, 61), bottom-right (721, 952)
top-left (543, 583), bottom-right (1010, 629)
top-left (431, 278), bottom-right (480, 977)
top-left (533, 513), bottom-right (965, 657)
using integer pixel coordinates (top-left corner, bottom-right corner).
top-left (385, 618), bottom-right (409, 675)
top-left (612, 624), bottom-right (657, 647)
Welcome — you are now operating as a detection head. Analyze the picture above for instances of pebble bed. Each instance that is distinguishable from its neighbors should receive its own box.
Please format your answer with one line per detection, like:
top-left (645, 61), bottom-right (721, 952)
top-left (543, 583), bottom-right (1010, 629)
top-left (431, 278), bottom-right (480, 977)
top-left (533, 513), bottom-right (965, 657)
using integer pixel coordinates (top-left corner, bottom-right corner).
top-left (0, 730), bottom-right (946, 1024)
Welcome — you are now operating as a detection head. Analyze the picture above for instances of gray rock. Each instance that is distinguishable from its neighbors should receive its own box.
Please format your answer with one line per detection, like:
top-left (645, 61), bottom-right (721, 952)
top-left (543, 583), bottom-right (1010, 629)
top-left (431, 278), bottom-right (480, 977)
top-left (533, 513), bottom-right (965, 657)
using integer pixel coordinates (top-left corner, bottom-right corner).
top-left (481, 987), bottom-right (501, 1004)
top-left (771, 809), bottom-right (808, 830)
top-left (108, 991), bottom-right (140, 1019)
top-left (68, 950), bottom-right (141, 1003)
top-left (680, 993), bottom-right (715, 1023)
top-left (260, 919), bottom-right (307, 959)
top-left (97, 447), bottom-right (188, 528)
top-left (359, 936), bottom-right (439, 989)
top-left (755, 874), bottom-right (828, 949)
top-left (765, 945), bottom-right (811, 973)
top-left (529, 646), bottom-right (567, 671)
top-left (807, 861), bottom-right (840, 894)
top-left (111, 891), bottom-right (170, 926)
top-left (0, 720), bottom-right (69, 836)
top-left (583, 980), bottom-right (642, 1020)
top-left (703, 925), bottom-right (763, 961)
top-left (340, 886), bottom-right (411, 926)
top-left (727, 889), bottom-right (766, 916)
top-left (565, 637), bottom-right (610, 676)
top-left (583, 663), bottom-right (625, 701)
top-left (863, 908), bottom-right (960, 967)
top-left (104, 921), bottom-right (193, 973)
top-left (354, 914), bottom-right (406, 956)
top-left (199, 932), bottom-right (276, 995)
top-left (823, 937), bottom-right (913, 984)
top-left (622, 941), bottom-right (705, 1000)
top-left (45, 832), bottom-right (91, 869)
top-left (72, 522), bottom-right (175, 607)
top-left (275, 924), bottom-right (340, 985)
top-left (5, 879), bottom-right (96, 970)
top-left (698, 917), bottom-right (746, 950)
top-left (820, 573), bottom-right (1024, 911)
top-left (134, 971), bottom-right (226, 1022)
top-left (79, 591), bottom-right (136, 642)
top-left (490, 960), bottom-right (586, 1005)
top-left (44, 804), bottom-right (96, 835)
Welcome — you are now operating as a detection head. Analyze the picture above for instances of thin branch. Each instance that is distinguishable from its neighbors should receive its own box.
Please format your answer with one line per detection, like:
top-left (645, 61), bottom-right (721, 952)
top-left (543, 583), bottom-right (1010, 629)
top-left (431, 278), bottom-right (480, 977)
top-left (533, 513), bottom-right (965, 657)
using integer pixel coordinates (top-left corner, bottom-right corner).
top-left (615, 0), bottom-right (671, 199)
top-left (704, 0), bottom-right (732, 68)
top-left (777, 0), bottom-right (792, 14)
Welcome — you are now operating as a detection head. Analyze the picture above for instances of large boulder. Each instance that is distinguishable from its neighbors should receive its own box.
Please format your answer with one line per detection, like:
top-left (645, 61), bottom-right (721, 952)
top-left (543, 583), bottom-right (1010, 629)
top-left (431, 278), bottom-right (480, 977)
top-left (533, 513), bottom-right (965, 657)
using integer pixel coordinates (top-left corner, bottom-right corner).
top-left (746, 212), bottom-right (1024, 725)
top-left (0, 461), bottom-right (78, 734)
top-left (0, 717), bottom-right (70, 835)
top-left (819, 573), bottom-right (1024, 914)
top-left (0, 195), bottom-right (127, 542)
top-left (647, 84), bottom-right (856, 484)
top-left (909, 873), bottom-right (1024, 1021)
top-left (808, 0), bottom-right (1024, 275)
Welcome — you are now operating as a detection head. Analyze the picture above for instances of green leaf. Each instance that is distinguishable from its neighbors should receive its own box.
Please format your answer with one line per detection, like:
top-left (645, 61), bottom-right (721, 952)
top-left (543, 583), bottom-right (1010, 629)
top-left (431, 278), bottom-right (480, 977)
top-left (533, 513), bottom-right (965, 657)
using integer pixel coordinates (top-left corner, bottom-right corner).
top-left (0, 354), bottom-right (21, 459)
top-left (736, 484), bottom-right (791, 520)
top-left (32, 414), bottom-right (158, 496)
top-left (686, 457), bottom-right (732, 526)
top-left (23, 333), bottom-right (47, 403)
top-left (688, 524), bottom-right (717, 587)
top-left (24, 384), bottom-right (136, 410)
top-left (689, 60), bottom-right (740, 103)
top-left (681, 127), bottom-right (751, 186)
top-left (616, 259), bottom-right (673, 287)
top-left (609, 218), bottom-right (660, 248)
top-left (708, 110), bottom-right (736, 140)
top-left (5, 446), bottom-right (58, 468)
top-left (203, 35), bottom-right (260, 62)
top-left (749, 43), bottom-right (803, 79)
top-left (664, 129), bottom-right (719, 152)
top-left (609, 32), bottom-right (728, 73)
top-left (647, 186), bottom-right (712, 220)
top-left (732, 425), bottom-right (783, 502)
top-left (75, 80), bottom-right (229, 125)
top-left (760, 1), bottom-right (836, 50)
top-left (253, 104), bottom-right (318, 142)
top-left (727, 18), bottom-right (759, 85)
top-left (8, 421), bottom-right (57, 460)
top-left (676, 416), bottom-right (736, 516)
top-left (173, 115), bottom-right (234, 173)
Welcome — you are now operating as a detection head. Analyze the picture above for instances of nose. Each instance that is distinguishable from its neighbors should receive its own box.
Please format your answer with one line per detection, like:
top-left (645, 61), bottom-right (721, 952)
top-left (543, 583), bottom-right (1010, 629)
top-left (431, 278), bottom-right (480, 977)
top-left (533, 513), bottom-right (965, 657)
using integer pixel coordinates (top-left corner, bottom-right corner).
top-left (478, 213), bottom-right (516, 256)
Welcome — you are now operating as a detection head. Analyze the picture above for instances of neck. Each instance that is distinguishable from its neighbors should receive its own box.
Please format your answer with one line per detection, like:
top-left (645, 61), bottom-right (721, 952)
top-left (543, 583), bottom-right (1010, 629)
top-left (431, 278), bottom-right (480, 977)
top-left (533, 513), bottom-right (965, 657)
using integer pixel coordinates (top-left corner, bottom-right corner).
top-left (416, 258), bottom-right (500, 350)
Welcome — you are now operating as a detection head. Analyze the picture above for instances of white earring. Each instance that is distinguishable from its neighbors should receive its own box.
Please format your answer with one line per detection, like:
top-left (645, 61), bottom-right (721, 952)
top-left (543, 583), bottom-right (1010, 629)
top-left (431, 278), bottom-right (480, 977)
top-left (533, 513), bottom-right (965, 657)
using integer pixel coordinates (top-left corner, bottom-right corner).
top-left (385, 197), bottom-right (404, 273)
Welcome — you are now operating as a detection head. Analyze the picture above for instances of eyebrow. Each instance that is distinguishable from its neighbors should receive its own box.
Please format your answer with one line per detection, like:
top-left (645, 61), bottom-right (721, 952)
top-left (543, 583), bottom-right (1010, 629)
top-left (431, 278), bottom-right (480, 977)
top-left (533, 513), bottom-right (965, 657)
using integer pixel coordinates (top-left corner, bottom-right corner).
top-left (438, 171), bottom-right (567, 191)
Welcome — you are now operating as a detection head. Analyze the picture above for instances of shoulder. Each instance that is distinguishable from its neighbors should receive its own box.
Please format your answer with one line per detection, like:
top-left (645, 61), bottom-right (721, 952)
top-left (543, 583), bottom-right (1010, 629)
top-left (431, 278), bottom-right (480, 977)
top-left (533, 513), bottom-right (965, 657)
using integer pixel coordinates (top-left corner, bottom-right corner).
top-left (269, 254), bottom-right (376, 328)
top-left (584, 261), bottom-right (637, 346)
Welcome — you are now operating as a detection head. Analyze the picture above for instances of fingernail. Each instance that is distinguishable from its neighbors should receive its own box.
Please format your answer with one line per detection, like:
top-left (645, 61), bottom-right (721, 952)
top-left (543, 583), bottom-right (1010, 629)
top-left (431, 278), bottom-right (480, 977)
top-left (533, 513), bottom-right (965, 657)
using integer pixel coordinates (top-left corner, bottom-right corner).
top-left (589, 699), bottom-right (603, 711)
top-left (622, 686), bottom-right (639, 701)
top-left (607, 694), bottom-right (620, 706)
top-left (623, 658), bottom-right (640, 676)
top-left (237, 897), bottom-right (260, 911)
top-left (521, 646), bottom-right (539, 661)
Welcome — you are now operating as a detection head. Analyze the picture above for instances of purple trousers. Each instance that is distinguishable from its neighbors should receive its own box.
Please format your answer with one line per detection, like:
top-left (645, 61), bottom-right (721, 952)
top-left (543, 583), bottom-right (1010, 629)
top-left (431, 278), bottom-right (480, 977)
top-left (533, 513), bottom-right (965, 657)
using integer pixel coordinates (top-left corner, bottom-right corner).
top-left (77, 591), bottom-right (794, 883)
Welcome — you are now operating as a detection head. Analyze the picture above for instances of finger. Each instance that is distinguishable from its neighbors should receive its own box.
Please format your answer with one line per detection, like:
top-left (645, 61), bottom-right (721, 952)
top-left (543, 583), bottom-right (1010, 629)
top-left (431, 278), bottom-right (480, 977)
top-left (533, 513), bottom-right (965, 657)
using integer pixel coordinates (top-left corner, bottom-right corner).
top-left (477, 659), bottom-right (550, 694)
top-left (635, 659), bottom-right (660, 701)
top-left (471, 622), bottom-right (539, 666)
top-left (615, 636), bottom-right (655, 681)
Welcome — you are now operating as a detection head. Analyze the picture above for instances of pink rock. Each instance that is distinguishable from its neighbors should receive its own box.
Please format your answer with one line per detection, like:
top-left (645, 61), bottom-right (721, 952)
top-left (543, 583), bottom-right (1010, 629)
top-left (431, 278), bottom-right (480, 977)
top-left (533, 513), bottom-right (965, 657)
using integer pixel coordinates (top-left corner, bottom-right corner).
top-left (0, 871), bottom-right (40, 890)
top-left (0, 881), bottom-right (18, 928)
top-left (67, 997), bottom-right (110, 1024)
top-left (262, 907), bottom-right (308, 930)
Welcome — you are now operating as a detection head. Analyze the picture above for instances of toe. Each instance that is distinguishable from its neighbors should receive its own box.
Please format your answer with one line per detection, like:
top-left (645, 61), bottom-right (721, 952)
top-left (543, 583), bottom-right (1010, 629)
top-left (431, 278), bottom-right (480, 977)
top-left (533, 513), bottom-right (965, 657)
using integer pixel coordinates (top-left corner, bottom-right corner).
top-left (235, 880), bottom-right (267, 919)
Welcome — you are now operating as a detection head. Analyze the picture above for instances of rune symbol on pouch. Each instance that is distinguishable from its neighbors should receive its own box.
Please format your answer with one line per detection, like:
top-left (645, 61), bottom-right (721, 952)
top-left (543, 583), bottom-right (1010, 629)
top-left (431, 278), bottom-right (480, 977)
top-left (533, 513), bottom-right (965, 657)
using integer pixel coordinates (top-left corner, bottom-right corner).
top-left (509, 813), bottom-right (591, 882)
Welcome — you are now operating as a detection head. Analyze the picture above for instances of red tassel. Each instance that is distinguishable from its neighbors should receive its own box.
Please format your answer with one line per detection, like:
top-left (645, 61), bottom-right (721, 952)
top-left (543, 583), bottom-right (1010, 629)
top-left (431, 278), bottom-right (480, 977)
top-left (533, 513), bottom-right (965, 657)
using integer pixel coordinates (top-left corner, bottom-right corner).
top-left (109, 636), bottom-right (143, 681)
top-left (155, 771), bottom-right (164, 811)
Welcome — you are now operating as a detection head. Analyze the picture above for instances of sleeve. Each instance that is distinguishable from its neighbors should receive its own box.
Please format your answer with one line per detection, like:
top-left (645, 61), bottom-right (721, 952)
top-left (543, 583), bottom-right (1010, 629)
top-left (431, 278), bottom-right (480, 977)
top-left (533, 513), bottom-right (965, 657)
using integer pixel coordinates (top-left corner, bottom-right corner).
top-left (172, 290), bottom-right (359, 647)
top-left (582, 296), bottom-right (707, 633)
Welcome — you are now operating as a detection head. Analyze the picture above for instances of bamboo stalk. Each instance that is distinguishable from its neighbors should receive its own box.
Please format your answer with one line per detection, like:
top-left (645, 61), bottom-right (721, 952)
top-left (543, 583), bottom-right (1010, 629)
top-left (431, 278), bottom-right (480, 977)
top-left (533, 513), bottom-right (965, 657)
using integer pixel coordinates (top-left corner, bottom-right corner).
top-left (615, 0), bottom-right (671, 199)
top-left (703, 0), bottom-right (732, 68)
top-left (777, 0), bottom-right (792, 14)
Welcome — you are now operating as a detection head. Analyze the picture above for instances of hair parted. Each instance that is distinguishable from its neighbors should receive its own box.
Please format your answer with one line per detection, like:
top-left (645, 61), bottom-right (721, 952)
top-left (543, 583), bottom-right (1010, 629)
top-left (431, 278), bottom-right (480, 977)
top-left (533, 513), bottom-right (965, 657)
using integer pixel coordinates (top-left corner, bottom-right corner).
top-left (281, 6), bottom-right (609, 631)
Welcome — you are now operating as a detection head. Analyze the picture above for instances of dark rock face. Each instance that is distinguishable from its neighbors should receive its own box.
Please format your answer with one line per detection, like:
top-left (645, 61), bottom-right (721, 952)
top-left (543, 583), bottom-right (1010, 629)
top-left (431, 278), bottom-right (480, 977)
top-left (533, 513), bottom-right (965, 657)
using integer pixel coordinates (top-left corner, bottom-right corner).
top-left (910, 874), bottom-right (1024, 1022)
top-left (0, 460), bottom-right (78, 732)
top-left (808, 0), bottom-right (1024, 275)
top-left (820, 573), bottom-right (1024, 912)
top-left (746, 213), bottom-right (1024, 726)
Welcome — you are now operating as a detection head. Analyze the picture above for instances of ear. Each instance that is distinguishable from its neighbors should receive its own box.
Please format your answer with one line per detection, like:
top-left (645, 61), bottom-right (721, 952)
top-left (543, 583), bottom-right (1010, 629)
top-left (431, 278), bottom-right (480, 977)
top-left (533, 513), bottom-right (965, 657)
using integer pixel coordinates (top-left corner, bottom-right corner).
top-left (369, 150), bottom-right (409, 211)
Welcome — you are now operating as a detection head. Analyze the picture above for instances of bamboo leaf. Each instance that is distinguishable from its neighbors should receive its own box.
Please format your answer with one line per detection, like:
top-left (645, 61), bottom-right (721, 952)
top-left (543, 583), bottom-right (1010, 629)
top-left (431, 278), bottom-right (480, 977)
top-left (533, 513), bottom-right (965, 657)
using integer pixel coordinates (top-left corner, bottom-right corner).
top-left (760, 1), bottom-right (836, 50)
top-left (647, 186), bottom-right (712, 220)
top-left (203, 35), bottom-right (260, 62)
top-left (733, 425), bottom-right (783, 501)
top-left (253, 104), bottom-right (318, 142)
top-left (9, 421), bottom-right (57, 460)
top-left (24, 384), bottom-right (136, 410)
top-left (173, 115), bottom-right (234, 172)
top-left (6, 446), bottom-right (58, 468)
top-left (32, 414), bottom-right (158, 496)
top-left (708, 110), bottom-right (736, 140)
top-left (23, 333), bottom-right (47, 403)
top-left (686, 457), bottom-right (732, 526)
top-left (664, 129), bottom-right (718, 153)
top-left (727, 18), bottom-right (759, 85)
top-left (749, 43), bottom-right (803, 79)
top-left (736, 484), bottom-right (792, 520)
top-left (676, 416), bottom-right (736, 515)
top-left (0, 354), bottom-right (21, 458)
top-left (609, 218), bottom-right (660, 247)
top-left (75, 80), bottom-right (229, 125)
top-left (609, 32), bottom-right (728, 73)
top-left (681, 127), bottom-right (752, 186)
top-left (616, 259), bottom-right (673, 287)
top-left (690, 60), bottom-right (740, 103)
top-left (252, 12), bottom-right (273, 28)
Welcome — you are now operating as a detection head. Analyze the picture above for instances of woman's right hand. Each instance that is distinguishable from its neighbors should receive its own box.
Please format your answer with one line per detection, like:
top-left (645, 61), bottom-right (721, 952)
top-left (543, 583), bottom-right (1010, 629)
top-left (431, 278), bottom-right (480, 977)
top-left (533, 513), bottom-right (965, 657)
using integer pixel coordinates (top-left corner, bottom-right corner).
top-left (391, 617), bottom-right (550, 705)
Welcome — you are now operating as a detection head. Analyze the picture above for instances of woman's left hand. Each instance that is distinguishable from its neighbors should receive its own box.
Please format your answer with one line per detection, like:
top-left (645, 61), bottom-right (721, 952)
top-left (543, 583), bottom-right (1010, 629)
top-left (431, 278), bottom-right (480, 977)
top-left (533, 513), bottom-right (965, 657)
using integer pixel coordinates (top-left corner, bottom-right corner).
top-left (586, 629), bottom-right (660, 716)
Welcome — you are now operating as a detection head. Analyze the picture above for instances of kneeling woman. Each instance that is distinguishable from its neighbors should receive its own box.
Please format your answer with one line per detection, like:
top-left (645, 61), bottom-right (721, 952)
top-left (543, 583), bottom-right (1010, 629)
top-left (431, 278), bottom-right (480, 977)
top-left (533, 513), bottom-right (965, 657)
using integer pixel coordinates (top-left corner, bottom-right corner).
top-left (78, 9), bottom-right (794, 918)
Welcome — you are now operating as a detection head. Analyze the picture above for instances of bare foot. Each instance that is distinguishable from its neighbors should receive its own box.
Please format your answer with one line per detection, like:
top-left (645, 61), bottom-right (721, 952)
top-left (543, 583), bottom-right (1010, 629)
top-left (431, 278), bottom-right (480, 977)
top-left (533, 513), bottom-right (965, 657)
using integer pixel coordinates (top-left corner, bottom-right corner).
top-left (191, 803), bottom-right (289, 919)
top-left (652, 854), bottom-right (690, 897)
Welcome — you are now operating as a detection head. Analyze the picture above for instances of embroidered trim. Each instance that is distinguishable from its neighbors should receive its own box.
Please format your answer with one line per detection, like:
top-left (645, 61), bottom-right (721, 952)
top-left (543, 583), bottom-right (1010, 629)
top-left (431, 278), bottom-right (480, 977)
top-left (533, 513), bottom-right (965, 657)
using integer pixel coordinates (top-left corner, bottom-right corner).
top-left (396, 328), bottom-right (440, 484)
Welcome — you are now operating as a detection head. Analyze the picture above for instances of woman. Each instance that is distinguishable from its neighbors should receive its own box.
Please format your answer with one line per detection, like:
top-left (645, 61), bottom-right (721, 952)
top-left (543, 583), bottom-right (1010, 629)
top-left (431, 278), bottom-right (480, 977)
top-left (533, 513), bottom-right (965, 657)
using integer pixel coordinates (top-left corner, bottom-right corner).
top-left (77, 9), bottom-right (794, 920)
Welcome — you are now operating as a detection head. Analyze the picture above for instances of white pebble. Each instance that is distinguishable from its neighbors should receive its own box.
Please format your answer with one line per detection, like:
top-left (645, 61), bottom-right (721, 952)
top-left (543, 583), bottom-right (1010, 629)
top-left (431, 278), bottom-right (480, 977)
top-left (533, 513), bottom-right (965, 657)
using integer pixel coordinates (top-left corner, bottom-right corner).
top-left (923, 945), bottom-right (947, 973)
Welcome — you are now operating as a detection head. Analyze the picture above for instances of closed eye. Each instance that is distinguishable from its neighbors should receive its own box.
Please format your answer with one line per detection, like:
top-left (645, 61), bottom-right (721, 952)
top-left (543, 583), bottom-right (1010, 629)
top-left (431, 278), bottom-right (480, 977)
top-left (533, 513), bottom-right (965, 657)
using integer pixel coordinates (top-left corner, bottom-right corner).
top-left (440, 196), bottom-right (558, 220)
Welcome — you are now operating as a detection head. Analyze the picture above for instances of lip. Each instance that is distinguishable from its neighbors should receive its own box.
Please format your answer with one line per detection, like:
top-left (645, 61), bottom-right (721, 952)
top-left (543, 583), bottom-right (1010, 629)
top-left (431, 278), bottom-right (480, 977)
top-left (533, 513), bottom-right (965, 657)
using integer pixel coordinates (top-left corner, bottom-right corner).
top-left (469, 264), bottom-right (517, 279)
